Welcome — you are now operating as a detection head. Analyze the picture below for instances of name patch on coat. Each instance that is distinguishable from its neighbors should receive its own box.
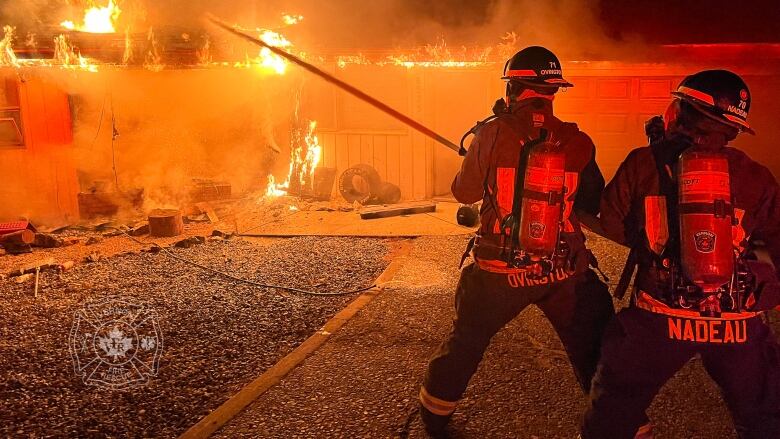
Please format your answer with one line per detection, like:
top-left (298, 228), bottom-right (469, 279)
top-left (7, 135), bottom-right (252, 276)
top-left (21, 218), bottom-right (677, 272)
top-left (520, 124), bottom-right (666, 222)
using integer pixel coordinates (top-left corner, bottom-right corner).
top-left (507, 268), bottom-right (570, 288)
top-left (667, 317), bottom-right (748, 343)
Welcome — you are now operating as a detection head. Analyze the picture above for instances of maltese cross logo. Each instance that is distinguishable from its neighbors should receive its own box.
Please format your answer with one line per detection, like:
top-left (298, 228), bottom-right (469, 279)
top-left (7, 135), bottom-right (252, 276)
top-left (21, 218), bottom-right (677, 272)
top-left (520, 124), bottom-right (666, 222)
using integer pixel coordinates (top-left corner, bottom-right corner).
top-left (69, 296), bottom-right (163, 389)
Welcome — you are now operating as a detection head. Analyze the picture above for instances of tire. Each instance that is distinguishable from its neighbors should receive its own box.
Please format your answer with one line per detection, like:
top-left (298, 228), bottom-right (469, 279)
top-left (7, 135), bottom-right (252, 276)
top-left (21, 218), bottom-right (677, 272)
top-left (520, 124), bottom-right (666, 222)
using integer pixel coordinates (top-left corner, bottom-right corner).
top-left (338, 164), bottom-right (382, 204)
top-left (376, 182), bottom-right (401, 204)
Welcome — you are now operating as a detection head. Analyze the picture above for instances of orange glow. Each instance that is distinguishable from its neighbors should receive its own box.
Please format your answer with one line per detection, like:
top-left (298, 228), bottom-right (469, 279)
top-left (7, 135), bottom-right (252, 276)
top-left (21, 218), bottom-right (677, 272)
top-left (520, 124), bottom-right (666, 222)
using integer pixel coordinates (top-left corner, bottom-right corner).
top-left (60, 0), bottom-right (121, 34)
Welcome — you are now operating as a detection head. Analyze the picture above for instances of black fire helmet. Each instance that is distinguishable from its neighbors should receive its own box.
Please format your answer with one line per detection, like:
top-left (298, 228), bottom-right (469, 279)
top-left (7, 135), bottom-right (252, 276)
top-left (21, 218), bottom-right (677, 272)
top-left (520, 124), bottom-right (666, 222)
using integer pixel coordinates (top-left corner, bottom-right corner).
top-left (501, 46), bottom-right (573, 89)
top-left (671, 69), bottom-right (755, 135)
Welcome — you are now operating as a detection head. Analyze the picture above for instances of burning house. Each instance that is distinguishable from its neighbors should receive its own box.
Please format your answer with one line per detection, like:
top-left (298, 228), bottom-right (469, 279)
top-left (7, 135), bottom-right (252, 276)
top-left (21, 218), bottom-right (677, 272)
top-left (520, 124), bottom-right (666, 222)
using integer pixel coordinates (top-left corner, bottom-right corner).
top-left (1, 1), bottom-right (779, 225)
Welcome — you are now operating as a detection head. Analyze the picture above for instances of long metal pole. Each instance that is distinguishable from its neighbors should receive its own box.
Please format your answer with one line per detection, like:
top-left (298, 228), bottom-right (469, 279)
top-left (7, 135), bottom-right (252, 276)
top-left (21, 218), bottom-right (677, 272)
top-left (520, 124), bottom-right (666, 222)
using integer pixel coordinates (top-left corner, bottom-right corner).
top-left (207, 14), bottom-right (464, 155)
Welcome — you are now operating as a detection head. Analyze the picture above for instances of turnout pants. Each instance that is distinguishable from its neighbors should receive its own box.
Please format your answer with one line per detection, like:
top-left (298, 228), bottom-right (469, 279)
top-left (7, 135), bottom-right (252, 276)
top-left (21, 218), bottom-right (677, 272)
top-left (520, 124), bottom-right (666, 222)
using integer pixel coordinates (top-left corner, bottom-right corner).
top-left (582, 306), bottom-right (780, 439)
top-left (420, 263), bottom-right (614, 416)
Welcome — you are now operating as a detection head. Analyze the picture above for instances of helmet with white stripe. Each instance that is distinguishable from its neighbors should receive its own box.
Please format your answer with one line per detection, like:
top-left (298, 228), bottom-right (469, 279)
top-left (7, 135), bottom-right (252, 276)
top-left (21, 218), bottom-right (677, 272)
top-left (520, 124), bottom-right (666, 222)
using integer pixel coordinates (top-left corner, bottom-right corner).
top-left (501, 46), bottom-right (573, 89)
top-left (671, 69), bottom-right (754, 135)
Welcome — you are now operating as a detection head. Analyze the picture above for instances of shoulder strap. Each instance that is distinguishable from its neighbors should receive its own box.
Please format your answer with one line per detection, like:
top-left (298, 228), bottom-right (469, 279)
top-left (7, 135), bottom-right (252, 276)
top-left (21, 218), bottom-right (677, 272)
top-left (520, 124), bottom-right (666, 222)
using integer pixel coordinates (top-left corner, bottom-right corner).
top-left (614, 141), bottom-right (681, 300)
top-left (650, 141), bottom-right (680, 259)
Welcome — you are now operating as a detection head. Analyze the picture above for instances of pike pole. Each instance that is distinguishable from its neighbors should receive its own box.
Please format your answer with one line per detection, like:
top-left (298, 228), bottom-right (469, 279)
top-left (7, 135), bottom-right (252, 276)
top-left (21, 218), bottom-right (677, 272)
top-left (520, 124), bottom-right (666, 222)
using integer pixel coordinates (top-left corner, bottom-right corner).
top-left (206, 14), bottom-right (465, 155)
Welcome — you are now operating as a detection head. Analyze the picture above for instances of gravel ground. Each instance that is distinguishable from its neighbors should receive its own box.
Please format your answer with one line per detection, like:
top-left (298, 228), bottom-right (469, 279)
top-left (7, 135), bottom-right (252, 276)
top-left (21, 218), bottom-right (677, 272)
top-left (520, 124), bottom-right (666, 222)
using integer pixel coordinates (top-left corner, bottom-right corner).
top-left (0, 236), bottom-right (392, 438)
top-left (216, 235), bottom-right (766, 439)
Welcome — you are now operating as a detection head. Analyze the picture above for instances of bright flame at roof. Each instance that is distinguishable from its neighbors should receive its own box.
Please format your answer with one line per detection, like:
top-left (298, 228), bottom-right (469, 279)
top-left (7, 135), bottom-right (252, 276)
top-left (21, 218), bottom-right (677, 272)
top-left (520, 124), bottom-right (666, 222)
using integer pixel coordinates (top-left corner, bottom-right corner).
top-left (282, 14), bottom-right (304, 26)
top-left (61, 0), bottom-right (121, 34)
top-left (53, 34), bottom-right (98, 72)
top-left (257, 30), bottom-right (292, 74)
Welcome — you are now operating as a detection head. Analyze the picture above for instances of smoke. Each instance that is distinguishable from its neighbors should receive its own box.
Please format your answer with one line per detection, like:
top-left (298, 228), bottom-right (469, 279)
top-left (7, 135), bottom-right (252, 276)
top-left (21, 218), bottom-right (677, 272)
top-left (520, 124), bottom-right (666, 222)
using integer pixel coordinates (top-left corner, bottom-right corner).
top-left (1, 1), bottom-right (639, 59)
top-left (0, 0), bottom-right (645, 225)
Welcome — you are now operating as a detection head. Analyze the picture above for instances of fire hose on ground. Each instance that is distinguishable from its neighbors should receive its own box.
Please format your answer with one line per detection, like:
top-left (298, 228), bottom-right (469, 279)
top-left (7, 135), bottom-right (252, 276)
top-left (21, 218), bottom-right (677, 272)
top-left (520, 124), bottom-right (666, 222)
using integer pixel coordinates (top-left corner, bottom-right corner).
top-left (119, 229), bottom-right (378, 296)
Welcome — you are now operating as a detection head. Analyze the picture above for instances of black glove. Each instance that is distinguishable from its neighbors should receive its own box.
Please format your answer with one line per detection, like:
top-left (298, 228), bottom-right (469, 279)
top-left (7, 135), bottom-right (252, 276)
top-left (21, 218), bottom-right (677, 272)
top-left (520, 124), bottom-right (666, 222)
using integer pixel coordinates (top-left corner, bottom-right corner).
top-left (744, 259), bottom-right (780, 311)
top-left (492, 98), bottom-right (508, 116)
top-left (560, 233), bottom-right (590, 276)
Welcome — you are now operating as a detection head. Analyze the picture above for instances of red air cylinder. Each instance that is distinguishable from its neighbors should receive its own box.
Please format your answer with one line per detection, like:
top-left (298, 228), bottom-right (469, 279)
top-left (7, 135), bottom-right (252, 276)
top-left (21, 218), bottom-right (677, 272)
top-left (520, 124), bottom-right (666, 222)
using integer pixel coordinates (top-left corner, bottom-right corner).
top-left (519, 142), bottom-right (565, 259)
top-left (678, 149), bottom-right (733, 304)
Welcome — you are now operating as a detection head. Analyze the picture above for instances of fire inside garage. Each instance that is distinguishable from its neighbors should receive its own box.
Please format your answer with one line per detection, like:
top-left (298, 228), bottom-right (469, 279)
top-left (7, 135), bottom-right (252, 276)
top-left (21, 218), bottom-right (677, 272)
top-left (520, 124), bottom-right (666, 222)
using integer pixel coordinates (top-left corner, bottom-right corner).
top-left (1, 1), bottom-right (780, 438)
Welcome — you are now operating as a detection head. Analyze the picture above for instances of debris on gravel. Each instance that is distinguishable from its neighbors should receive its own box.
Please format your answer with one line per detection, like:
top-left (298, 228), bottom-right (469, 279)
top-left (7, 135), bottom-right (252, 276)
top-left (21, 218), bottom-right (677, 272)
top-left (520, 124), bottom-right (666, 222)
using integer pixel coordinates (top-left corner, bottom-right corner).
top-left (0, 236), bottom-right (393, 438)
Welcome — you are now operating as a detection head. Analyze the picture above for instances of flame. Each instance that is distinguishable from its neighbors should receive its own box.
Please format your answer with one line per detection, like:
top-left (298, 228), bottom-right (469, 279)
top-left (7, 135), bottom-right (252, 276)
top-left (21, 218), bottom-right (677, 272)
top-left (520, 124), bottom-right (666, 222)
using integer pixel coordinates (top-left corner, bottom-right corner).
top-left (265, 120), bottom-right (322, 199)
top-left (256, 30), bottom-right (292, 74)
top-left (122, 27), bottom-right (134, 64)
top-left (0, 25), bottom-right (19, 67)
top-left (196, 36), bottom-right (212, 65)
top-left (282, 14), bottom-right (304, 26)
top-left (60, 0), bottom-right (121, 34)
top-left (53, 34), bottom-right (98, 72)
top-left (386, 38), bottom-right (492, 68)
top-left (144, 28), bottom-right (164, 72)
top-left (265, 175), bottom-right (288, 198)
top-left (336, 54), bottom-right (370, 69)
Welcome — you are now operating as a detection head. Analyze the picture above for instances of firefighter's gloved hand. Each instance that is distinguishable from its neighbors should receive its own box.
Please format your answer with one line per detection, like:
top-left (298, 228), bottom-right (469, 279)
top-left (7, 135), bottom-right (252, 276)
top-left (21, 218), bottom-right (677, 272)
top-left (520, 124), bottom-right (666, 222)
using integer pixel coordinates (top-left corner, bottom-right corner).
top-left (492, 98), bottom-right (509, 116)
top-left (562, 233), bottom-right (590, 276)
top-left (744, 260), bottom-right (780, 311)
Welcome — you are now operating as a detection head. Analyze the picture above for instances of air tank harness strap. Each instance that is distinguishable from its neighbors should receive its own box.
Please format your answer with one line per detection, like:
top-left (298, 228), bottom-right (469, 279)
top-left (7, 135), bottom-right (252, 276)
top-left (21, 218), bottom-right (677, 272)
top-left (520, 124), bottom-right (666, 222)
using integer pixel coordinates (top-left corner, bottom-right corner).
top-left (614, 142), bottom-right (680, 300)
top-left (522, 188), bottom-right (565, 205)
top-left (678, 200), bottom-right (735, 221)
top-left (459, 236), bottom-right (476, 269)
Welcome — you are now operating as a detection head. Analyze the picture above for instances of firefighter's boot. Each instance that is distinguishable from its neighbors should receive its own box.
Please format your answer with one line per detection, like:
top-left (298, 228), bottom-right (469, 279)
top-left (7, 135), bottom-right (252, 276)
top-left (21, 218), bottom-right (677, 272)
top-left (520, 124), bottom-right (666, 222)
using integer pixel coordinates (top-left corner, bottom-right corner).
top-left (419, 404), bottom-right (451, 438)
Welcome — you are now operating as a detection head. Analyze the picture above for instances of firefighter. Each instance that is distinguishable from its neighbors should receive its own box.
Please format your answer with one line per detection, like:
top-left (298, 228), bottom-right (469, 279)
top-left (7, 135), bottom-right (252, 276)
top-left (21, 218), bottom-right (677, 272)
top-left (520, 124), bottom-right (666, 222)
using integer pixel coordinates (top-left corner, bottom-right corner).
top-left (582, 70), bottom-right (780, 439)
top-left (419, 46), bottom-right (615, 435)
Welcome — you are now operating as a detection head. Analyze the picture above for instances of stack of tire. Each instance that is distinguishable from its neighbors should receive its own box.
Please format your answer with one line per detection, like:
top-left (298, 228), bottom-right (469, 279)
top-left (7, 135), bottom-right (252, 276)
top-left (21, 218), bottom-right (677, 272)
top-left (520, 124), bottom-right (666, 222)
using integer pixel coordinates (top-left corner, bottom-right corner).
top-left (338, 164), bottom-right (401, 205)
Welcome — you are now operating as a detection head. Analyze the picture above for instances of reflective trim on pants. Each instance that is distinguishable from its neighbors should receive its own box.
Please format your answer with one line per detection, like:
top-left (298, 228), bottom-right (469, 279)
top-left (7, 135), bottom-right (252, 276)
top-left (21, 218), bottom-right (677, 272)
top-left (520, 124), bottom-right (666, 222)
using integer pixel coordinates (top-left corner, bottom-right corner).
top-left (419, 386), bottom-right (457, 416)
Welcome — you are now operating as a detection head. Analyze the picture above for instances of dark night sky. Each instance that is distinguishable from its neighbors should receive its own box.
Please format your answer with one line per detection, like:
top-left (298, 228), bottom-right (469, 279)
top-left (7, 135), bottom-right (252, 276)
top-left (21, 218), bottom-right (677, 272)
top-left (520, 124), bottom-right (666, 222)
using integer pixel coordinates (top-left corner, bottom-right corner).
top-left (599, 0), bottom-right (780, 43)
top-left (1, 0), bottom-right (779, 47)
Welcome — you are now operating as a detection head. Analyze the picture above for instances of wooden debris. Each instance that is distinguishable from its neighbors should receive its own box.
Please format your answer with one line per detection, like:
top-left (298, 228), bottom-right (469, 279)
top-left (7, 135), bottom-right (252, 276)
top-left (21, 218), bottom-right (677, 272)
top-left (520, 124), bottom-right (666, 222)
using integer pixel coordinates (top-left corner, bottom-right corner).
top-left (0, 229), bottom-right (35, 254)
top-left (33, 233), bottom-right (65, 248)
top-left (129, 222), bottom-right (150, 236)
top-left (194, 202), bottom-right (219, 223)
top-left (85, 236), bottom-right (103, 246)
top-left (148, 209), bottom-right (184, 237)
top-left (189, 180), bottom-right (231, 202)
top-left (359, 201), bottom-right (437, 220)
top-left (1, 229), bottom-right (35, 245)
top-left (174, 236), bottom-right (206, 248)
top-left (14, 273), bottom-right (33, 283)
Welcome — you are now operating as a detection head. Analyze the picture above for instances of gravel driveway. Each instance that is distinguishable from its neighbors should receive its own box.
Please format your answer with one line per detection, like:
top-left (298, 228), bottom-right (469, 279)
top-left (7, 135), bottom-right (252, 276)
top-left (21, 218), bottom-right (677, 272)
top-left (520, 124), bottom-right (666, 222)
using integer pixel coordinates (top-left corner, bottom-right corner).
top-left (0, 237), bottom-right (392, 438)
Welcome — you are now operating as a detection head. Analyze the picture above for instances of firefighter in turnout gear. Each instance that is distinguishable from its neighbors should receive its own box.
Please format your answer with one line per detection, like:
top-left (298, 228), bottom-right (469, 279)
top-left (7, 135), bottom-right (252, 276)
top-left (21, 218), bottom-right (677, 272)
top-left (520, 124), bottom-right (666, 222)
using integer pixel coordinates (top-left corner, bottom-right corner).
top-left (419, 46), bottom-right (615, 436)
top-left (582, 70), bottom-right (780, 439)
